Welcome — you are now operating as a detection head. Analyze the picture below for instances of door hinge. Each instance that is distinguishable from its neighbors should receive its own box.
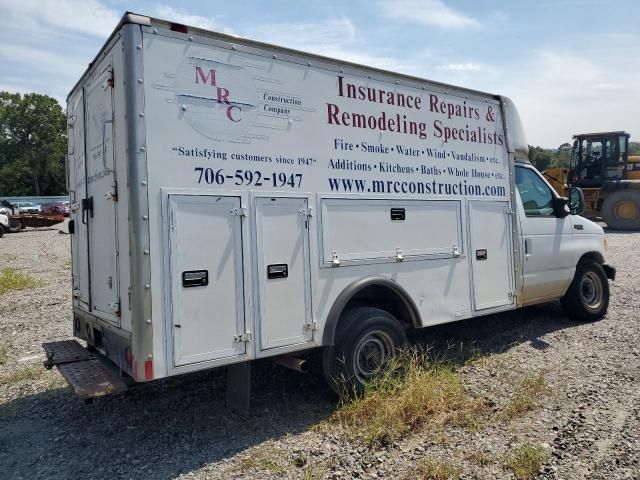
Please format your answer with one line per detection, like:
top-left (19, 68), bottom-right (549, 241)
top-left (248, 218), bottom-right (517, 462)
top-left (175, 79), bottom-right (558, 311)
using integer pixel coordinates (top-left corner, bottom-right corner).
top-left (303, 321), bottom-right (318, 331)
top-left (395, 247), bottom-right (404, 262)
top-left (504, 207), bottom-right (514, 215)
top-left (105, 182), bottom-right (118, 201)
top-left (508, 291), bottom-right (517, 299)
top-left (452, 244), bottom-right (461, 257)
top-left (233, 332), bottom-right (252, 343)
top-left (230, 207), bottom-right (247, 217)
top-left (298, 207), bottom-right (313, 217)
top-left (331, 251), bottom-right (341, 267)
top-left (108, 301), bottom-right (121, 316)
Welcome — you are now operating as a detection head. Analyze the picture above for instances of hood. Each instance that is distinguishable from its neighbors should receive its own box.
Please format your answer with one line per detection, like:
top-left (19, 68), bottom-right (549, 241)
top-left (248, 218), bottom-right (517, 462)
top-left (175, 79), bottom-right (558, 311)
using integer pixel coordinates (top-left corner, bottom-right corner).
top-left (571, 216), bottom-right (605, 235)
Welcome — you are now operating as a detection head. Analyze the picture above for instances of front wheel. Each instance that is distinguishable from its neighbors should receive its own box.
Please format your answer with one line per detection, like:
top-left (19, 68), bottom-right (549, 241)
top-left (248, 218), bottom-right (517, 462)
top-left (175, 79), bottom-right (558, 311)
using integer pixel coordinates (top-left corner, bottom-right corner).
top-left (561, 260), bottom-right (609, 321)
top-left (323, 306), bottom-right (407, 396)
top-left (601, 190), bottom-right (640, 230)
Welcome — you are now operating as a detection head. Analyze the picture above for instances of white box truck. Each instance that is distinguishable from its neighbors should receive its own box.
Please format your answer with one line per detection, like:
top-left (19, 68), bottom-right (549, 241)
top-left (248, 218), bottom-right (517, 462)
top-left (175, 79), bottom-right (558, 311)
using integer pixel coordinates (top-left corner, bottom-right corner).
top-left (44, 12), bottom-right (615, 401)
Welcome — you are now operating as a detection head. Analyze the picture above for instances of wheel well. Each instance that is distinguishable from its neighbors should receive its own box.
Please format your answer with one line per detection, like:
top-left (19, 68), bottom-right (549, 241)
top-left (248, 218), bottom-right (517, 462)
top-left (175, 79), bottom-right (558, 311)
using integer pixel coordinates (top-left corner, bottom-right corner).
top-left (346, 285), bottom-right (416, 330)
top-left (579, 251), bottom-right (604, 265)
top-left (322, 277), bottom-right (421, 346)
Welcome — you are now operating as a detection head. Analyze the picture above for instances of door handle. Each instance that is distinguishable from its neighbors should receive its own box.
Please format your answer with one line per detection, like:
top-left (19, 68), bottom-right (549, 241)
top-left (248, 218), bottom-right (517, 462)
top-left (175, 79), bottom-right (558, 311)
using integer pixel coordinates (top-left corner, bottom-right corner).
top-left (524, 238), bottom-right (531, 256)
top-left (81, 197), bottom-right (94, 224)
top-left (267, 264), bottom-right (288, 279)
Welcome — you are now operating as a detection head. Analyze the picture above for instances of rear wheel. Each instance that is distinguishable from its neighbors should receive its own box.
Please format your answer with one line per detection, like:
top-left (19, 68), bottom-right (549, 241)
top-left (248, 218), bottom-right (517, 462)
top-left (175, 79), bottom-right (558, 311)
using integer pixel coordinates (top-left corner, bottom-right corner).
top-left (323, 306), bottom-right (407, 396)
top-left (561, 260), bottom-right (609, 321)
top-left (601, 190), bottom-right (640, 230)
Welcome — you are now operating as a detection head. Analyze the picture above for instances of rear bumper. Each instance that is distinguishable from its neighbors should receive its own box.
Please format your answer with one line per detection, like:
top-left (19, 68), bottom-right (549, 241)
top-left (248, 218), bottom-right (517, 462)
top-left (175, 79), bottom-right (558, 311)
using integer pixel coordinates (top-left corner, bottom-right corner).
top-left (603, 264), bottom-right (616, 281)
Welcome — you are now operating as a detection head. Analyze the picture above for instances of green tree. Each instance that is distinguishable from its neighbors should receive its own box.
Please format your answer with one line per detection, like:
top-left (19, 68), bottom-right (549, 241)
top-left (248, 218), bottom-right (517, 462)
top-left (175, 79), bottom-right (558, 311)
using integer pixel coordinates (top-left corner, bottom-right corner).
top-left (0, 92), bottom-right (67, 196)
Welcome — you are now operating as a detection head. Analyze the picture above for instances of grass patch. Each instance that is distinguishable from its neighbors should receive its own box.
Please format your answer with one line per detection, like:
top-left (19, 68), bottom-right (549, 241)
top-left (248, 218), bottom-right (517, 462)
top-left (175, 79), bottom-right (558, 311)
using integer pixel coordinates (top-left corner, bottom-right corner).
top-left (0, 343), bottom-right (7, 366)
top-left (0, 365), bottom-right (42, 385)
top-left (0, 268), bottom-right (43, 295)
top-left (408, 456), bottom-right (460, 480)
top-left (237, 444), bottom-right (289, 474)
top-left (327, 350), bottom-right (487, 447)
top-left (504, 444), bottom-right (547, 479)
top-left (466, 450), bottom-right (493, 466)
top-left (501, 371), bottom-right (551, 419)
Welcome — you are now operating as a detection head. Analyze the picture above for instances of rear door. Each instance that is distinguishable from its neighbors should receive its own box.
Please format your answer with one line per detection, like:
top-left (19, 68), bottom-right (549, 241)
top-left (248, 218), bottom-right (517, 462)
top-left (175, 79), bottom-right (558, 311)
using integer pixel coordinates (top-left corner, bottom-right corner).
top-left (469, 200), bottom-right (515, 310)
top-left (84, 64), bottom-right (120, 322)
top-left (254, 197), bottom-right (313, 350)
top-left (67, 92), bottom-right (89, 308)
top-left (169, 194), bottom-right (247, 366)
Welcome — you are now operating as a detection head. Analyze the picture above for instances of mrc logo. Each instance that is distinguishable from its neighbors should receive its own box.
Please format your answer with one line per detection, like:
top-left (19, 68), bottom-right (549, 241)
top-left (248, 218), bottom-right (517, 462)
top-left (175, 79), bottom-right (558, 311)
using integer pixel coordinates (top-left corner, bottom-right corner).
top-left (174, 56), bottom-right (257, 141)
top-left (194, 66), bottom-right (241, 122)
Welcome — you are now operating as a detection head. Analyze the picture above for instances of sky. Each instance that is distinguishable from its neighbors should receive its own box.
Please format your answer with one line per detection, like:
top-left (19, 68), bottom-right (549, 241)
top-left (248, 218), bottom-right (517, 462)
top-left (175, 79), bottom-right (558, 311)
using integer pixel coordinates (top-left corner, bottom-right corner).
top-left (0, 0), bottom-right (638, 147)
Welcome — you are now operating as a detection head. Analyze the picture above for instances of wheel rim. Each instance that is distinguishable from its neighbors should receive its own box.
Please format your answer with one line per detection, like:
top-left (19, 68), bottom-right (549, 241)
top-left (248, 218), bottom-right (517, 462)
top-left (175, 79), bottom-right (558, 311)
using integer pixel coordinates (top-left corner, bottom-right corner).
top-left (614, 200), bottom-right (638, 220)
top-left (580, 271), bottom-right (603, 310)
top-left (353, 330), bottom-right (395, 383)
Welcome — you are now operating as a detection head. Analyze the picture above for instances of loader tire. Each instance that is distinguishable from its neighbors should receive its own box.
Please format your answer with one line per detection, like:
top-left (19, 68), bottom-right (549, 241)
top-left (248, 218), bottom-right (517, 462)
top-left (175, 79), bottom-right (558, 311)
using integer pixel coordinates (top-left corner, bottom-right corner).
top-left (561, 260), bottom-right (609, 322)
top-left (323, 306), bottom-right (407, 397)
top-left (601, 190), bottom-right (640, 230)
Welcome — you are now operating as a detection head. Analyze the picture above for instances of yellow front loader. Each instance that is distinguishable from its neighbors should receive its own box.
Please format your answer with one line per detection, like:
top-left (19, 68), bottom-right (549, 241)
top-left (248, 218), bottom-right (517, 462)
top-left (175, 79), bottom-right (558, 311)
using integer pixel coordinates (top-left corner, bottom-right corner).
top-left (543, 131), bottom-right (640, 230)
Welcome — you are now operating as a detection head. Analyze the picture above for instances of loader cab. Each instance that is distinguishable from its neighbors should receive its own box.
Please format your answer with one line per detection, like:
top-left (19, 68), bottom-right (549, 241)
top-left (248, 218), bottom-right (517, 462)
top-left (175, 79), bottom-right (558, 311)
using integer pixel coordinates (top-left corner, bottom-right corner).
top-left (570, 132), bottom-right (629, 188)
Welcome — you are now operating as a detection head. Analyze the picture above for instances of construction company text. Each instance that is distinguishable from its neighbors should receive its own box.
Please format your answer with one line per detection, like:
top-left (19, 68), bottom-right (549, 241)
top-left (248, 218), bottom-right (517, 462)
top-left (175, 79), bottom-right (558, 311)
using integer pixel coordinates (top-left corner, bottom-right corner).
top-left (326, 76), bottom-right (505, 146)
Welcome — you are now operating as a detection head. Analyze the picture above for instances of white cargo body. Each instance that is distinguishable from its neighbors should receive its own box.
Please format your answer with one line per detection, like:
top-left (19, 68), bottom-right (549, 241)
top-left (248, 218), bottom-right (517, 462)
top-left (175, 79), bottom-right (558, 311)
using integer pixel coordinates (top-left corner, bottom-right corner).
top-left (61, 12), bottom-right (614, 393)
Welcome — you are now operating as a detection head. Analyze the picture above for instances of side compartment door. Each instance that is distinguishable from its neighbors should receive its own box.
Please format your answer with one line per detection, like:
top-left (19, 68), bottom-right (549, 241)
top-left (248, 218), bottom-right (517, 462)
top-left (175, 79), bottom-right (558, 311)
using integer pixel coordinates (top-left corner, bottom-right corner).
top-left (84, 65), bottom-right (120, 321)
top-left (67, 92), bottom-right (89, 308)
top-left (469, 200), bottom-right (515, 310)
top-left (169, 195), bottom-right (247, 366)
top-left (255, 197), bottom-right (313, 350)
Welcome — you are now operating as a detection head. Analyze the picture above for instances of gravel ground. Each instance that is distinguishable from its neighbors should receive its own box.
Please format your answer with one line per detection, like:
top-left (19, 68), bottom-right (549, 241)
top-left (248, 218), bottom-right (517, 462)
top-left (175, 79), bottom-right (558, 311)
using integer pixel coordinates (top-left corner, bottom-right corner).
top-left (0, 223), bottom-right (639, 479)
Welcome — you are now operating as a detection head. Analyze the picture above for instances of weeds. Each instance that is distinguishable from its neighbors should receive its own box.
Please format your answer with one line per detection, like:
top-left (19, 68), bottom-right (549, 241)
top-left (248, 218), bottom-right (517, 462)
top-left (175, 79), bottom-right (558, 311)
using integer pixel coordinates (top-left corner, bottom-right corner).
top-left (0, 365), bottom-right (42, 385)
top-left (501, 371), bottom-right (551, 419)
top-left (237, 444), bottom-right (288, 474)
top-left (0, 268), bottom-right (43, 295)
top-left (466, 450), bottom-right (493, 466)
top-left (0, 343), bottom-right (7, 365)
top-left (504, 443), bottom-right (547, 479)
top-left (327, 349), bottom-right (487, 447)
top-left (409, 456), bottom-right (461, 480)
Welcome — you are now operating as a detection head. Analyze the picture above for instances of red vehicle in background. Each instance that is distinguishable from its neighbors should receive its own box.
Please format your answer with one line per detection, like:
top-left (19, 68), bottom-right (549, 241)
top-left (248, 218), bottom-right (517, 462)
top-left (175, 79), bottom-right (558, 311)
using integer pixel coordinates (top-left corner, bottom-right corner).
top-left (41, 201), bottom-right (70, 217)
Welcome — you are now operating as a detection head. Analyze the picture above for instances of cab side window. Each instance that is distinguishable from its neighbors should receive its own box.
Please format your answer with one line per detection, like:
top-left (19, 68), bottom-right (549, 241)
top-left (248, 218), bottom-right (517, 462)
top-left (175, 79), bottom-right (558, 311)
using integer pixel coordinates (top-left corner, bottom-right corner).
top-left (515, 166), bottom-right (554, 217)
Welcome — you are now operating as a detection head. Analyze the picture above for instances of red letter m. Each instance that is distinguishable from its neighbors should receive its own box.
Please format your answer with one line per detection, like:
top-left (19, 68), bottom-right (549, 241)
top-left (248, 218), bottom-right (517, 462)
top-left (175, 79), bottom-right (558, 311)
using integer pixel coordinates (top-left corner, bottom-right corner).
top-left (195, 67), bottom-right (216, 85)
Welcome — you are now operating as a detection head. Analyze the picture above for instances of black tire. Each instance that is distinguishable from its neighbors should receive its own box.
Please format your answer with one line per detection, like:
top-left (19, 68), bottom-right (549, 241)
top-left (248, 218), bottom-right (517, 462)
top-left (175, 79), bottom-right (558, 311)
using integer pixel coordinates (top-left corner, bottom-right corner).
top-left (561, 260), bottom-right (609, 321)
top-left (0, 224), bottom-right (4, 238)
top-left (8, 219), bottom-right (23, 233)
top-left (323, 306), bottom-right (407, 396)
top-left (601, 190), bottom-right (640, 230)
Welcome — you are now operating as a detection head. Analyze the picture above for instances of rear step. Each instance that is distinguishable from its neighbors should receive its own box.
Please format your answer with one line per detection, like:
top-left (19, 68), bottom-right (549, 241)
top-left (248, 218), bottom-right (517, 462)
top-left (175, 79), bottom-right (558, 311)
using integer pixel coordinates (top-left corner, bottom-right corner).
top-left (42, 340), bottom-right (127, 400)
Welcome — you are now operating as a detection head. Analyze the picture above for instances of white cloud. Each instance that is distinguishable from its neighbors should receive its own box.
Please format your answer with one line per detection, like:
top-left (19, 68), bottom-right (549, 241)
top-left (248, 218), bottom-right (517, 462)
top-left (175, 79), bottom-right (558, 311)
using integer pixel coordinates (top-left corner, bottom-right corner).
top-left (249, 17), bottom-right (419, 74)
top-left (252, 17), bottom-right (357, 50)
top-left (155, 6), bottom-right (219, 32)
top-left (377, 0), bottom-right (481, 29)
top-left (0, 44), bottom-right (83, 74)
top-left (436, 62), bottom-right (482, 71)
top-left (499, 48), bottom-right (640, 147)
top-left (592, 83), bottom-right (623, 90)
top-left (0, 0), bottom-right (119, 37)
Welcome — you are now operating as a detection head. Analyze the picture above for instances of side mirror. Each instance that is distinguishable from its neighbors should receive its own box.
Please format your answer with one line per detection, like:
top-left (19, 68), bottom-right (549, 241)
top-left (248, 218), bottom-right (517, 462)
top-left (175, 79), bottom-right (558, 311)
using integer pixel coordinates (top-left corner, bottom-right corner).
top-left (569, 187), bottom-right (585, 215)
top-left (553, 196), bottom-right (570, 218)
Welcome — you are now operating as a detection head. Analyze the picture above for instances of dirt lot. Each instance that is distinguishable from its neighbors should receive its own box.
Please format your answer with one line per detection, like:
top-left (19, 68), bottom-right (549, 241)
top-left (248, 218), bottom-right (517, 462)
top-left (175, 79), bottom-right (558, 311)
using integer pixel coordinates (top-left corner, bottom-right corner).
top-left (0, 224), bottom-right (639, 479)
